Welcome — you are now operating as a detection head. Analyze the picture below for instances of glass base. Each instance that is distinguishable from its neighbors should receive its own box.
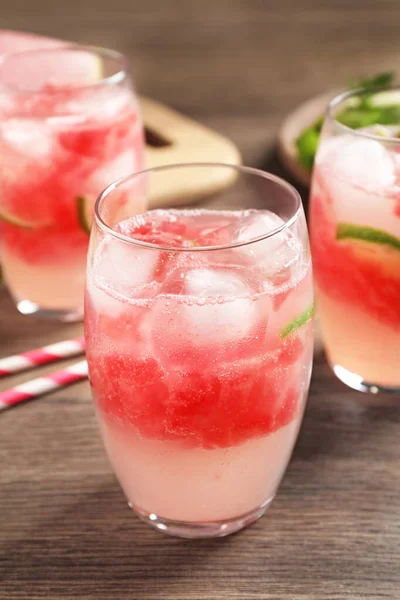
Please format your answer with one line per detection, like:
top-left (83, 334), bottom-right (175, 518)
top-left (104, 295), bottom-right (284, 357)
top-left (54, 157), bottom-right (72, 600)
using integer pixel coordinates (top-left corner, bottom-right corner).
top-left (16, 299), bottom-right (83, 323)
top-left (333, 364), bottom-right (400, 395)
top-left (130, 499), bottom-right (273, 539)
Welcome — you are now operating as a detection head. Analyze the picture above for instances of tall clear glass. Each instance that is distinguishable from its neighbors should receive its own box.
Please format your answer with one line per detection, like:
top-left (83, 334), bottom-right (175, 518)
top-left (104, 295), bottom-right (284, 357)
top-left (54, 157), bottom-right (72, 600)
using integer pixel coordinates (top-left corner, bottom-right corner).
top-left (85, 163), bottom-right (314, 538)
top-left (0, 45), bottom-right (144, 321)
top-left (310, 87), bottom-right (400, 393)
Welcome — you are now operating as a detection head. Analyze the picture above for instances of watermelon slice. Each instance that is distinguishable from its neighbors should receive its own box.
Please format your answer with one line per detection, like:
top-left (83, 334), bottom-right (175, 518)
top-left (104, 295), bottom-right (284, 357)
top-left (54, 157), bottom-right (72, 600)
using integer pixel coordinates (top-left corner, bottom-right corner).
top-left (0, 30), bottom-right (102, 89)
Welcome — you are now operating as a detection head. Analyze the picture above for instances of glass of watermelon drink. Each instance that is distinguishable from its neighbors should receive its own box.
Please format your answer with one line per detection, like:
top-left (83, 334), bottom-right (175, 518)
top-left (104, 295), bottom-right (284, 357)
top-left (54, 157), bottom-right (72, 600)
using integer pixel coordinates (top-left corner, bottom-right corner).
top-left (310, 87), bottom-right (400, 393)
top-left (0, 45), bottom-right (144, 321)
top-left (85, 163), bottom-right (314, 538)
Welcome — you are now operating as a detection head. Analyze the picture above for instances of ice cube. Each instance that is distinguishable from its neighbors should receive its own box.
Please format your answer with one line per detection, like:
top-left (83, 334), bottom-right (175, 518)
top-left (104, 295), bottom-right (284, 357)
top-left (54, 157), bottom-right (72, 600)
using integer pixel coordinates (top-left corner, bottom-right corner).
top-left (329, 136), bottom-right (395, 188)
top-left (86, 265), bottom-right (124, 317)
top-left (185, 267), bottom-right (249, 298)
top-left (65, 86), bottom-right (135, 121)
top-left (86, 265), bottom-right (154, 358)
top-left (0, 119), bottom-right (56, 179)
top-left (87, 150), bottom-right (138, 195)
top-left (236, 212), bottom-right (285, 251)
top-left (232, 212), bottom-right (302, 280)
top-left (318, 137), bottom-right (400, 237)
top-left (153, 267), bottom-right (261, 356)
top-left (190, 210), bottom-right (237, 246)
top-left (94, 236), bottom-right (159, 299)
top-left (1, 119), bottom-right (53, 158)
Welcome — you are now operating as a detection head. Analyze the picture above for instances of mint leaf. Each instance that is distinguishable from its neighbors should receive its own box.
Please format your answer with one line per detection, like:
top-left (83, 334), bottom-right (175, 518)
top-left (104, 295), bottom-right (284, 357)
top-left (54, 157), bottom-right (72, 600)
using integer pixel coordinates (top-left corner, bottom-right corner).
top-left (296, 127), bottom-right (320, 171)
top-left (295, 71), bottom-right (397, 173)
top-left (349, 72), bottom-right (395, 92)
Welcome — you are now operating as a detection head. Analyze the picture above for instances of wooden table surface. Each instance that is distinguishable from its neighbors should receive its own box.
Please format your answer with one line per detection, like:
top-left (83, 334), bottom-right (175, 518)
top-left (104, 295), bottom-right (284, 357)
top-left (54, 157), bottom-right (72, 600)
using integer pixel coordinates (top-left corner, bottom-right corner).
top-left (1, 2), bottom-right (400, 599)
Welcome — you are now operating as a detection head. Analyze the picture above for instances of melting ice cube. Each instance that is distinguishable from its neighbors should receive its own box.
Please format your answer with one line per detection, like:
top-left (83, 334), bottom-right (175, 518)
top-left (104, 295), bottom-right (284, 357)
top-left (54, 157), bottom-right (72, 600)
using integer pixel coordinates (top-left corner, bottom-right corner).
top-left (232, 211), bottom-right (302, 281)
top-left (0, 119), bottom-right (55, 185)
top-left (328, 136), bottom-right (395, 188)
top-left (88, 150), bottom-right (138, 195)
top-left (94, 236), bottom-right (159, 299)
top-left (153, 266), bottom-right (261, 355)
top-left (65, 86), bottom-right (135, 121)
top-left (184, 267), bottom-right (250, 298)
top-left (318, 136), bottom-right (400, 237)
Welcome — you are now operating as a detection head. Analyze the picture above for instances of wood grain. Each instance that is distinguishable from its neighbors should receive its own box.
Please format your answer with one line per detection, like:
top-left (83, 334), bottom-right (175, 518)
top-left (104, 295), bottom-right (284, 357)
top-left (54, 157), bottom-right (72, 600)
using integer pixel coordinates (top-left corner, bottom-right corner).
top-left (1, 2), bottom-right (400, 598)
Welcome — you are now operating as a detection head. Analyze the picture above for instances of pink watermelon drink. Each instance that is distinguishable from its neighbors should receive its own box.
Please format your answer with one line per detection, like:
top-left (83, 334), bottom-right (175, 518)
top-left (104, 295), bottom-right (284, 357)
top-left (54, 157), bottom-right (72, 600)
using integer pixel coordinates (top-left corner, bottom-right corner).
top-left (85, 165), bottom-right (314, 538)
top-left (310, 88), bottom-right (400, 393)
top-left (0, 45), bottom-right (144, 320)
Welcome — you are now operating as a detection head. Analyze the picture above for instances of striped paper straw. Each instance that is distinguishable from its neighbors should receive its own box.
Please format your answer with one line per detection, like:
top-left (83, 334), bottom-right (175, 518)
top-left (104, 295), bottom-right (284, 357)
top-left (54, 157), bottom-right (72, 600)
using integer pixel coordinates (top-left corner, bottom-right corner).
top-left (0, 337), bottom-right (85, 378)
top-left (0, 360), bottom-right (88, 411)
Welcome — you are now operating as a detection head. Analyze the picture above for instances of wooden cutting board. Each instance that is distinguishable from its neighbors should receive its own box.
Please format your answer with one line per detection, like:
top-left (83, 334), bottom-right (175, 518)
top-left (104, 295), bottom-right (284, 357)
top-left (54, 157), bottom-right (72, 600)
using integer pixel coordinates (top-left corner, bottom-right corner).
top-left (140, 97), bottom-right (242, 207)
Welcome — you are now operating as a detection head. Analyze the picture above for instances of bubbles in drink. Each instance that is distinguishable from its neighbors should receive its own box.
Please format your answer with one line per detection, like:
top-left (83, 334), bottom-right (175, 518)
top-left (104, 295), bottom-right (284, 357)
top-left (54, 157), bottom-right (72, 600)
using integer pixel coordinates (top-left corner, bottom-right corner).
top-left (94, 209), bottom-right (305, 298)
top-left (155, 265), bottom-right (261, 353)
top-left (88, 209), bottom-right (311, 371)
top-left (182, 266), bottom-right (252, 297)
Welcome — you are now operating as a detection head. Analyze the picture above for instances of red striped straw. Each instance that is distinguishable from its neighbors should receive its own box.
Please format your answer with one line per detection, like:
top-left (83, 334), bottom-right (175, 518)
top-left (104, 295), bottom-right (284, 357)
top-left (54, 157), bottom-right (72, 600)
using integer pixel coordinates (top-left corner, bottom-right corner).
top-left (0, 360), bottom-right (88, 411)
top-left (0, 337), bottom-right (85, 378)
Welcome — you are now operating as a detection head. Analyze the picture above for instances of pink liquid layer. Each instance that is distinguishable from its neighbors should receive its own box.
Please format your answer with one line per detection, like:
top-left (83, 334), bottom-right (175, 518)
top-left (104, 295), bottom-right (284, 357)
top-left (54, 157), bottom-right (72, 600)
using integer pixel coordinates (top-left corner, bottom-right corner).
top-left (317, 290), bottom-right (400, 386)
top-left (2, 244), bottom-right (85, 310)
top-left (0, 86), bottom-right (144, 312)
top-left (310, 169), bottom-right (400, 387)
top-left (99, 412), bottom-right (301, 522)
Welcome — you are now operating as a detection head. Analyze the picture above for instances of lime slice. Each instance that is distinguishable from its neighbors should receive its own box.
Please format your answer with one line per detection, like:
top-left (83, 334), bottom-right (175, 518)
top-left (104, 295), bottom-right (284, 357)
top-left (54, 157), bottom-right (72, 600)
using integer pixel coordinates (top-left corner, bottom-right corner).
top-left (0, 207), bottom-right (39, 229)
top-left (280, 303), bottom-right (314, 338)
top-left (336, 223), bottom-right (400, 252)
top-left (76, 196), bottom-right (93, 235)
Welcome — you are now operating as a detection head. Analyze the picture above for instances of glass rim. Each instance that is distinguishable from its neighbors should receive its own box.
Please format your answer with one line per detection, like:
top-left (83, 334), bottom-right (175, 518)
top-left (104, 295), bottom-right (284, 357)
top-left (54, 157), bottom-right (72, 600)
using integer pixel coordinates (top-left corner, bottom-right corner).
top-left (94, 162), bottom-right (302, 253)
top-left (0, 44), bottom-right (129, 94)
top-left (326, 85), bottom-right (400, 143)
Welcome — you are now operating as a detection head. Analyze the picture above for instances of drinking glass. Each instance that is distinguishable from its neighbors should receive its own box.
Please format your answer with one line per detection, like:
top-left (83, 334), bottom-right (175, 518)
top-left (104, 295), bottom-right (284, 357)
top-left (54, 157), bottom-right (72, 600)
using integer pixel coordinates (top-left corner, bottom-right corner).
top-left (85, 163), bottom-right (314, 538)
top-left (310, 87), bottom-right (400, 393)
top-left (0, 45), bottom-right (144, 321)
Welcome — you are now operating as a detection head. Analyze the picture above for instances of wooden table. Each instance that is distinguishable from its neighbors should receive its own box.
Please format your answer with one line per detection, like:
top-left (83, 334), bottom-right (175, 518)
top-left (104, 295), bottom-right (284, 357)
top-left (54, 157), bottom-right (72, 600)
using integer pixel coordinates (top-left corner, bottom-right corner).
top-left (1, 2), bottom-right (400, 598)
